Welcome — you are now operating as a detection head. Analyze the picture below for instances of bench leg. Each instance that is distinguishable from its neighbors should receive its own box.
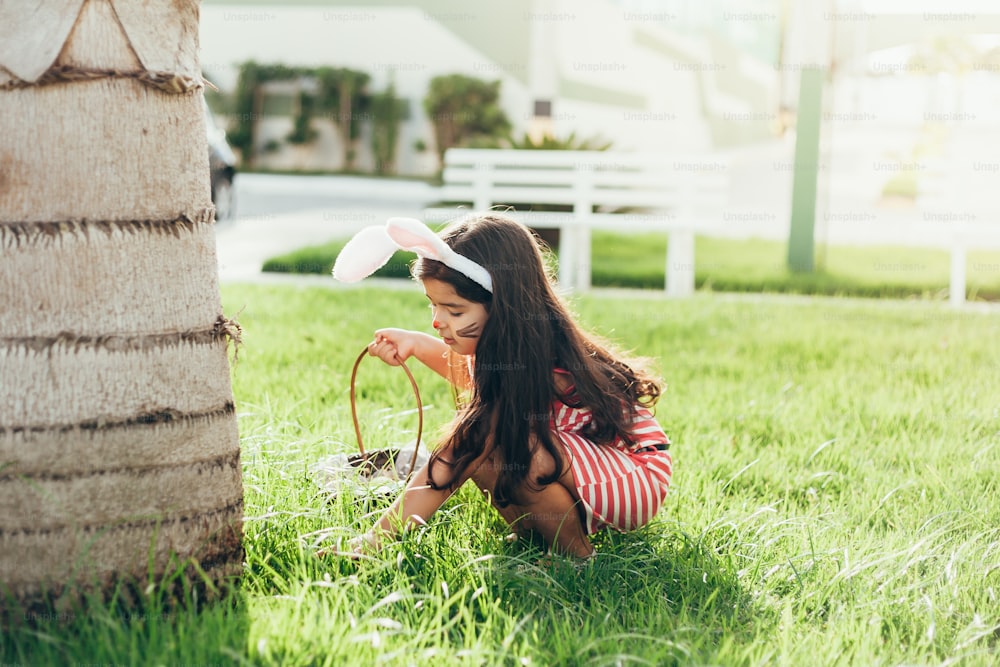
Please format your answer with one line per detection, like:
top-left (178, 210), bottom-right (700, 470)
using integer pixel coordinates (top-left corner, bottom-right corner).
top-left (666, 230), bottom-right (695, 297)
top-left (576, 226), bottom-right (591, 292)
top-left (558, 226), bottom-right (577, 291)
top-left (950, 243), bottom-right (966, 307)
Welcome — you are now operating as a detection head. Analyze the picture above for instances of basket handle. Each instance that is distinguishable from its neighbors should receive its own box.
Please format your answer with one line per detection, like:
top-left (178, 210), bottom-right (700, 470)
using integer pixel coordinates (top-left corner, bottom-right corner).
top-left (350, 346), bottom-right (423, 477)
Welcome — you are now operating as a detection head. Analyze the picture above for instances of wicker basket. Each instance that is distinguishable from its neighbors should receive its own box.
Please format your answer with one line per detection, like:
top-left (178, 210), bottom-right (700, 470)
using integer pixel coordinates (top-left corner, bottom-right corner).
top-left (313, 346), bottom-right (427, 498)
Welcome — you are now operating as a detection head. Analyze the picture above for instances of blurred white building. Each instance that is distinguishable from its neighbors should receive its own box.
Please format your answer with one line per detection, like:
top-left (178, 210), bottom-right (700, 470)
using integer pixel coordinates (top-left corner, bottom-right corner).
top-left (200, 0), bottom-right (779, 175)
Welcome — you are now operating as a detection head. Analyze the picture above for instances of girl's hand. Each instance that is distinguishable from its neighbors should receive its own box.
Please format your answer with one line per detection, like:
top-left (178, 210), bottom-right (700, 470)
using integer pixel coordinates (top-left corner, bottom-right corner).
top-left (339, 532), bottom-right (380, 558)
top-left (368, 328), bottom-right (419, 366)
top-left (316, 532), bottom-right (380, 560)
top-left (365, 329), bottom-right (452, 384)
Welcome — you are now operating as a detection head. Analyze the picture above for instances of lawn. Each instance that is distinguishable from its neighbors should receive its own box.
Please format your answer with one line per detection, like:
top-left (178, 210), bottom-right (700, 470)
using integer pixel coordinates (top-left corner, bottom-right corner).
top-left (3, 284), bottom-right (999, 666)
top-left (261, 231), bottom-right (1000, 301)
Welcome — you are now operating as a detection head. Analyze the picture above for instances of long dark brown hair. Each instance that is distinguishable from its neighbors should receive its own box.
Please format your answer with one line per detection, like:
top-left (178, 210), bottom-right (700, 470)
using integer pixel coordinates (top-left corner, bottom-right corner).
top-left (414, 214), bottom-right (662, 507)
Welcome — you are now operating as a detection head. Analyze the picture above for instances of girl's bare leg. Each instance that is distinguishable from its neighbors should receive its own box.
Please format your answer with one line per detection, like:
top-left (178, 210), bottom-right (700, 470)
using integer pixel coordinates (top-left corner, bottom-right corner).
top-left (471, 441), bottom-right (594, 559)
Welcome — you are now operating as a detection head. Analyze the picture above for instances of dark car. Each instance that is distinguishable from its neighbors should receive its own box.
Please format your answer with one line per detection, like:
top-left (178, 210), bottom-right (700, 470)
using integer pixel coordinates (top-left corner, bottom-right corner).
top-left (205, 100), bottom-right (237, 221)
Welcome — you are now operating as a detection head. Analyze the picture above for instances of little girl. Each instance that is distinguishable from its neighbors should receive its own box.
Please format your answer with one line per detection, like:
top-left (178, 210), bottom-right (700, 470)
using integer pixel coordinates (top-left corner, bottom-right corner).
top-left (329, 214), bottom-right (673, 559)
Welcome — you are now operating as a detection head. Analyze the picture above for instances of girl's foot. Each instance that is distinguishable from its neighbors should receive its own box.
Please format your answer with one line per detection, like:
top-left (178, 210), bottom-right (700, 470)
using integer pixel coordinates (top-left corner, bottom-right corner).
top-left (536, 549), bottom-right (596, 570)
top-left (503, 527), bottom-right (546, 550)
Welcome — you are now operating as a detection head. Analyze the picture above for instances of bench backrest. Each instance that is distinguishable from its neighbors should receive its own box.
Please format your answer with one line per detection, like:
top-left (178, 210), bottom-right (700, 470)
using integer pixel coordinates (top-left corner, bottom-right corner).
top-left (440, 148), bottom-right (728, 215)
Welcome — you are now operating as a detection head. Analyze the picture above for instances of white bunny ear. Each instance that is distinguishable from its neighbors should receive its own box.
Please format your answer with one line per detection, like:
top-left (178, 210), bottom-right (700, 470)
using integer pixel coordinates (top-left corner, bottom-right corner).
top-left (385, 217), bottom-right (449, 259)
top-left (332, 226), bottom-right (400, 282)
top-left (333, 217), bottom-right (494, 292)
top-left (386, 217), bottom-right (494, 292)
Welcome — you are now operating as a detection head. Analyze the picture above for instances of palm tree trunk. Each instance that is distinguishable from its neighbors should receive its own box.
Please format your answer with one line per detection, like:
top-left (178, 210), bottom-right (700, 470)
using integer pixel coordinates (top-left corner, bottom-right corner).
top-left (0, 0), bottom-right (243, 609)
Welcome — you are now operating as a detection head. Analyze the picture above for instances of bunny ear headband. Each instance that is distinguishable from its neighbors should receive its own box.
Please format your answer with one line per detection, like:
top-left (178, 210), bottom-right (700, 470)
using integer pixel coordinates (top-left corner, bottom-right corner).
top-left (332, 217), bottom-right (493, 293)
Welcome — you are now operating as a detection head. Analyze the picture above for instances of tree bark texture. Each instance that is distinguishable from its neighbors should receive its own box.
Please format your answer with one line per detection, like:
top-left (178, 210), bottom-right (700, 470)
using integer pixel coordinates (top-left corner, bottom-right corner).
top-left (0, 0), bottom-right (243, 608)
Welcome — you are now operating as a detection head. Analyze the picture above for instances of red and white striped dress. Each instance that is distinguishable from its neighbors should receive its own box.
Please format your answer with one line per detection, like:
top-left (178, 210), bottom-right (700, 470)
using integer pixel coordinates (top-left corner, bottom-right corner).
top-left (550, 370), bottom-right (673, 534)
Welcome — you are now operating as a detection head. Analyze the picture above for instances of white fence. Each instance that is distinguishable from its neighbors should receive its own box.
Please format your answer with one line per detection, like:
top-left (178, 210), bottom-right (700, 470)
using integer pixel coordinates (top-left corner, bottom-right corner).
top-left (424, 148), bottom-right (999, 305)
top-left (424, 148), bottom-right (729, 295)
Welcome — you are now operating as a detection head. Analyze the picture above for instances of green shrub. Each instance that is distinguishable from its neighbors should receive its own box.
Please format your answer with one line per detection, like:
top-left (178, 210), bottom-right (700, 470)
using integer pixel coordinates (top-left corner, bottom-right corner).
top-left (262, 240), bottom-right (413, 278)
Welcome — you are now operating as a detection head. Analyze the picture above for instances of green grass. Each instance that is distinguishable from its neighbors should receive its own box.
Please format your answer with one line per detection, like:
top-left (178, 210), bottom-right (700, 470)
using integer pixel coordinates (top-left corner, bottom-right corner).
top-left (4, 284), bottom-right (1000, 665)
top-left (262, 231), bottom-right (1000, 301)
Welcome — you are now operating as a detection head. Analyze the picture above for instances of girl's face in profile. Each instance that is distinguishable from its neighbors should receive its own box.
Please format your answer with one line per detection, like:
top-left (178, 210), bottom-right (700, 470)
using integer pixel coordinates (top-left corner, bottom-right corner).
top-left (423, 278), bottom-right (489, 356)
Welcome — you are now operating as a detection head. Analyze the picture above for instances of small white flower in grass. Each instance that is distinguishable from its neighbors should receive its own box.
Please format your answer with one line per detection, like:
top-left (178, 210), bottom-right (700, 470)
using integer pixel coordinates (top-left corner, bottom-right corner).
top-left (442, 581), bottom-right (449, 598)
top-left (257, 638), bottom-right (267, 654)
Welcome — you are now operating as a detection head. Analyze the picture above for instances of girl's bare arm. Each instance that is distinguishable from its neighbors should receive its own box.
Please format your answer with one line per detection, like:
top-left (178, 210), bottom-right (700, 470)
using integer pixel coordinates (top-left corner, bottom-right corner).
top-left (369, 459), bottom-right (452, 542)
top-left (360, 441), bottom-right (491, 551)
top-left (370, 328), bottom-right (472, 388)
top-left (370, 329), bottom-right (449, 378)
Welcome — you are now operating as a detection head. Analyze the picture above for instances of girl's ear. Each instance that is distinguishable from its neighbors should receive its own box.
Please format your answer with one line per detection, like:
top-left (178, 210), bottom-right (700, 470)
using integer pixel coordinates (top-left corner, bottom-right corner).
top-left (332, 225), bottom-right (398, 282)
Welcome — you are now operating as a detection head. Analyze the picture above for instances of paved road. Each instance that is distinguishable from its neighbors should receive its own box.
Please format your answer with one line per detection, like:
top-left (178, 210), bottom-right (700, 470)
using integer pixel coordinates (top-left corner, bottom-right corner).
top-left (214, 174), bottom-right (435, 282)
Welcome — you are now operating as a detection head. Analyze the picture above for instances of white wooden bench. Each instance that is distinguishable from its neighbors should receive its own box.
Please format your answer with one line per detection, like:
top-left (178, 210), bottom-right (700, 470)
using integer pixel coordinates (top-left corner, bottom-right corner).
top-left (424, 148), bottom-right (729, 295)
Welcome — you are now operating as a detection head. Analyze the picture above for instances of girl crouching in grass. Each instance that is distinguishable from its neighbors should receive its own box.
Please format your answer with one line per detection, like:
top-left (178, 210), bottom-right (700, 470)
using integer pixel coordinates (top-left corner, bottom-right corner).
top-left (328, 213), bottom-right (673, 559)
